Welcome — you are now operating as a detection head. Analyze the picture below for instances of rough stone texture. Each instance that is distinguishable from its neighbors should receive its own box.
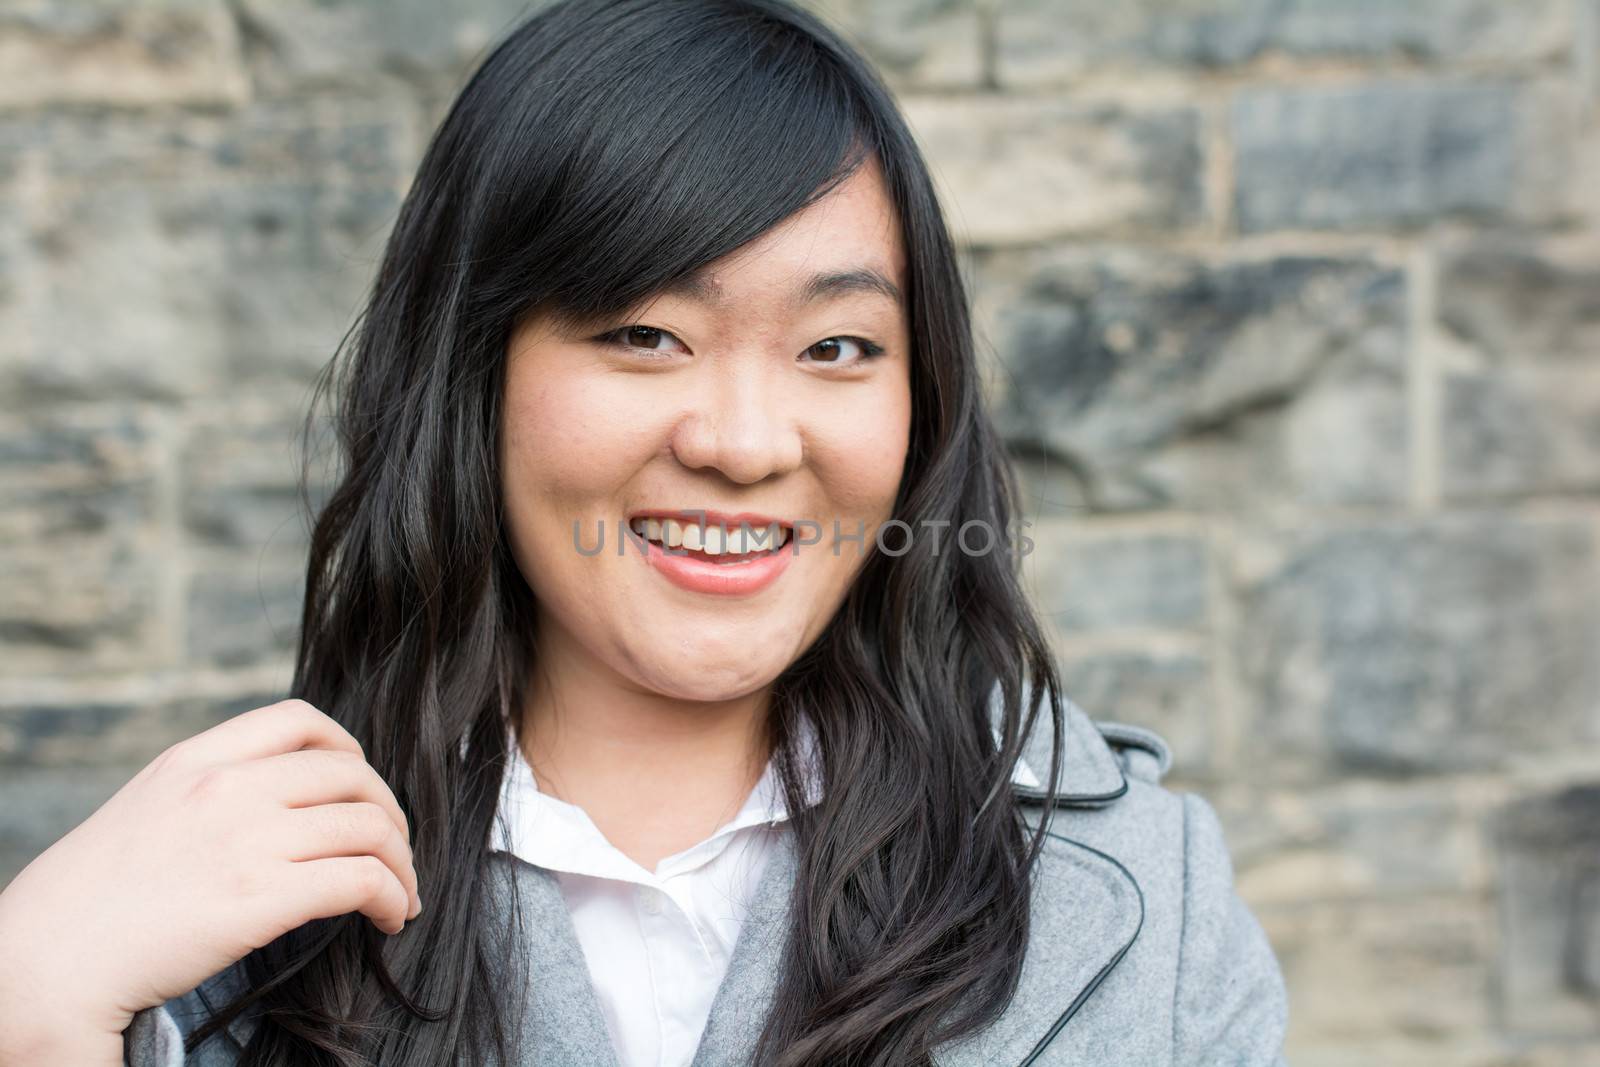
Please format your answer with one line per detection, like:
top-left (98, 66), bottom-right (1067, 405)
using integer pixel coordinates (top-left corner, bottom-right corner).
top-left (1024, 522), bottom-right (1209, 632)
top-left (804, 0), bottom-right (984, 89)
top-left (0, 100), bottom-right (408, 403)
top-left (1438, 237), bottom-right (1600, 499)
top-left (1258, 895), bottom-right (1496, 1053)
top-left (228, 0), bottom-right (559, 93)
top-left (899, 97), bottom-right (1206, 245)
top-left (1492, 785), bottom-right (1600, 1036)
top-left (0, 690), bottom-right (273, 769)
top-left (0, 1), bottom-right (250, 110)
top-left (0, 409), bottom-right (167, 674)
top-left (1439, 240), bottom-right (1600, 362)
top-left (1232, 80), bottom-right (1578, 232)
top-left (996, 0), bottom-right (1574, 87)
top-left (186, 564), bottom-right (306, 667)
top-left (181, 403), bottom-right (331, 552)
top-left (1212, 778), bottom-right (1496, 902)
top-left (1, 2), bottom-right (1598, 1062)
top-left (1053, 647), bottom-right (1213, 780)
top-left (975, 247), bottom-right (1409, 513)
top-left (1229, 515), bottom-right (1600, 779)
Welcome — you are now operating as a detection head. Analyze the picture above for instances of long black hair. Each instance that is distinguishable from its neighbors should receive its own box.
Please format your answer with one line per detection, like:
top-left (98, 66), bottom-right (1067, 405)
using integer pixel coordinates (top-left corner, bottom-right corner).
top-left (189, 1), bottom-right (1069, 1063)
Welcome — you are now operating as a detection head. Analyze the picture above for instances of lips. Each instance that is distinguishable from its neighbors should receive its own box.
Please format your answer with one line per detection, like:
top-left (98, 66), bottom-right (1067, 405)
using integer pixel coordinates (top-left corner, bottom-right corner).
top-left (629, 519), bottom-right (795, 596)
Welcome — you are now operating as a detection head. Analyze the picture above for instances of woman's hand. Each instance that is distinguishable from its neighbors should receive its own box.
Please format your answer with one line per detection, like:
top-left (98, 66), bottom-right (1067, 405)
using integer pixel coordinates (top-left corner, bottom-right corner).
top-left (0, 698), bottom-right (423, 1062)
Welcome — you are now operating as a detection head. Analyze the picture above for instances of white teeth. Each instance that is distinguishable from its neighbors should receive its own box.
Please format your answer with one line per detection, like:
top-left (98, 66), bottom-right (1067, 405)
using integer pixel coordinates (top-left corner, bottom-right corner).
top-left (629, 516), bottom-right (790, 553)
top-left (725, 525), bottom-right (781, 553)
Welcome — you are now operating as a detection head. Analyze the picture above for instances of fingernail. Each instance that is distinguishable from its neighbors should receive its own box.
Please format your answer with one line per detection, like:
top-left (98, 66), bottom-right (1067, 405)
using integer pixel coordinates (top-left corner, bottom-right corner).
top-left (410, 893), bottom-right (423, 919)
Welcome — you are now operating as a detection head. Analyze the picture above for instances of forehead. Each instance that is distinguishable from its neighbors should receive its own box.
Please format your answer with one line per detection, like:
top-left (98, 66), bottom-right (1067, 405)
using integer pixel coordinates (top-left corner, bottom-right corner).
top-left (664, 159), bottom-right (906, 311)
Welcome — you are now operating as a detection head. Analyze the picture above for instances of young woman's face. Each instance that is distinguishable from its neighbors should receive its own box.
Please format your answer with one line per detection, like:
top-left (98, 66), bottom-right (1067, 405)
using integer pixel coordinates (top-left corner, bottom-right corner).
top-left (500, 159), bottom-right (913, 703)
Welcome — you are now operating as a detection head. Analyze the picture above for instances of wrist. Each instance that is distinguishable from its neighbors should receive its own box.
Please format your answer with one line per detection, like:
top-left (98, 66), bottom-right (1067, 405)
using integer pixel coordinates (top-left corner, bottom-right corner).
top-left (0, 1021), bottom-right (124, 1067)
top-left (0, 929), bottom-right (125, 1067)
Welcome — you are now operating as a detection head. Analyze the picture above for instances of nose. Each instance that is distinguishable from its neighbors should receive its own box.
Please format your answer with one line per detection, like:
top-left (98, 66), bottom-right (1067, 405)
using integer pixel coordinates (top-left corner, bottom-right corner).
top-left (669, 358), bottom-right (803, 485)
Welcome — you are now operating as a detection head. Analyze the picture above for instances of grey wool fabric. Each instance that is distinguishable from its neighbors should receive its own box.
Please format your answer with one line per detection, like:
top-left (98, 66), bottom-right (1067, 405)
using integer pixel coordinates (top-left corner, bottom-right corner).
top-left (123, 696), bottom-right (1290, 1066)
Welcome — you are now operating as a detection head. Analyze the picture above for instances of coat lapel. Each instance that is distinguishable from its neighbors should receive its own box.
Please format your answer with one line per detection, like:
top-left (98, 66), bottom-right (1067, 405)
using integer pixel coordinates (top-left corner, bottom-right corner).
top-left (929, 817), bottom-right (1145, 1066)
top-left (688, 829), bottom-right (802, 1066)
top-left (491, 829), bottom-right (803, 1067)
top-left (932, 693), bottom-right (1146, 1065)
top-left (500, 694), bottom-right (1144, 1067)
top-left (489, 853), bottom-right (624, 1067)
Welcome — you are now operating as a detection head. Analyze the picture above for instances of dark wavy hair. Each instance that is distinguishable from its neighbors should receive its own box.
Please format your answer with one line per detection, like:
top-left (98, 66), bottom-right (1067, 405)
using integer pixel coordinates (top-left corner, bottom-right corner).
top-left (189, 0), bottom-right (1070, 1063)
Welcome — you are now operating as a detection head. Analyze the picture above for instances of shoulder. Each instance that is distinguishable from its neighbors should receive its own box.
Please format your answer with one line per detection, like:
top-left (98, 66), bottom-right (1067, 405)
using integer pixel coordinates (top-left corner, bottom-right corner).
top-left (998, 701), bottom-right (1289, 1065)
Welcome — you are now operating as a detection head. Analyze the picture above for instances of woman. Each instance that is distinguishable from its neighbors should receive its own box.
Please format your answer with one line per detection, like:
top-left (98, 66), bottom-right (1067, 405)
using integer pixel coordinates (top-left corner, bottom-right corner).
top-left (0, 0), bottom-right (1289, 1064)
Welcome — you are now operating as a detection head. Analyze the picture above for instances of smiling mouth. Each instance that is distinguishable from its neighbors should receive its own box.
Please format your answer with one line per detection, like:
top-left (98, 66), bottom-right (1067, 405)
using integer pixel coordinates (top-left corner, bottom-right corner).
top-left (627, 516), bottom-right (791, 564)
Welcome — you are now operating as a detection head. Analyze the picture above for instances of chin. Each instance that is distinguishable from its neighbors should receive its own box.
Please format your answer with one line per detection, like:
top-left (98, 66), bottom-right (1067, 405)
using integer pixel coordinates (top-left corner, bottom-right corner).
top-left (626, 648), bottom-right (792, 704)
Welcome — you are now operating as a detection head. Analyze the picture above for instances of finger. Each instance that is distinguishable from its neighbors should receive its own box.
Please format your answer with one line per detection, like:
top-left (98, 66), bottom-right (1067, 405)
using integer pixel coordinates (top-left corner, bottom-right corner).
top-left (244, 749), bottom-right (412, 847)
top-left (176, 699), bottom-right (364, 768)
top-left (285, 855), bottom-right (413, 936)
top-left (279, 803), bottom-right (420, 918)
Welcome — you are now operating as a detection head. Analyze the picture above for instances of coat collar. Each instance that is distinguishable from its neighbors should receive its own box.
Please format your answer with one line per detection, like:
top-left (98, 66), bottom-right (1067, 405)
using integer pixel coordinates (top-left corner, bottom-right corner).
top-left (502, 693), bottom-right (1144, 1067)
top-left (999, 685), bottom-right (1131, 807)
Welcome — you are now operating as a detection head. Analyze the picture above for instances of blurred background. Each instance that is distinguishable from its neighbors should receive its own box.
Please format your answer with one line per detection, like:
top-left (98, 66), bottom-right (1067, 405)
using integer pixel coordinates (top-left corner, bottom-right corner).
top-left (1, 1), bottom-right (1597, 1064)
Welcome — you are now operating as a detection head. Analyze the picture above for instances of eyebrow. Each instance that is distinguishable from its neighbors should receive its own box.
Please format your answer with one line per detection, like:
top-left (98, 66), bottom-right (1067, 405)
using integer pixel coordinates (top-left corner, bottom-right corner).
top-left (663, 266), bottom-right (904, 312)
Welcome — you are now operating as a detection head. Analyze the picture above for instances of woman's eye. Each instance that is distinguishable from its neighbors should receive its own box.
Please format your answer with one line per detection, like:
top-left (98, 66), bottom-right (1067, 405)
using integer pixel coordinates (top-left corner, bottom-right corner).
top-left (598, 325), bottom-right (687, 354)
top-left (596, 326), bottom-right (883, 364)
top-left (801, 336), bottom-right (885, 365)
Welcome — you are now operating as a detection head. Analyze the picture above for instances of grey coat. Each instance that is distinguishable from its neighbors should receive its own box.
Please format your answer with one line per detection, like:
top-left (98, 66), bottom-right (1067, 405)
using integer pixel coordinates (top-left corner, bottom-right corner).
top-left (124, 697), bottom-right (1290, 1066)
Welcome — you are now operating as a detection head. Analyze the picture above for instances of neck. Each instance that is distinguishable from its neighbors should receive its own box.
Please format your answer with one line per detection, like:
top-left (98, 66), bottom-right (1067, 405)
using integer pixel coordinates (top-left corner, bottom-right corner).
top-left (517, 618), bottom-right (773, 873)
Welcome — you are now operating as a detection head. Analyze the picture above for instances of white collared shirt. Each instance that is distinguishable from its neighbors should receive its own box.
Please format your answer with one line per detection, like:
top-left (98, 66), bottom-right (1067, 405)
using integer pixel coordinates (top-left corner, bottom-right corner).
top-left (489, 715), bottom-right (1039, 1067)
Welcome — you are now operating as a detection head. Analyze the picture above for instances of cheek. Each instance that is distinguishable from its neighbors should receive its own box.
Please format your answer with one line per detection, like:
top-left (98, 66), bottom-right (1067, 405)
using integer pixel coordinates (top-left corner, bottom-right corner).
top-left (806, 376), bottom-right (912, 521)
top-left (501, 363), bottom-right (657, 505)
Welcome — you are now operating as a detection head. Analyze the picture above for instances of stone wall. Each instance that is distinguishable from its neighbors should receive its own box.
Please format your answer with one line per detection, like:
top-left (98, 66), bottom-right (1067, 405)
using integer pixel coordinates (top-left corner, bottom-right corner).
top-left (1, 2), bottom-right (1597, 1063)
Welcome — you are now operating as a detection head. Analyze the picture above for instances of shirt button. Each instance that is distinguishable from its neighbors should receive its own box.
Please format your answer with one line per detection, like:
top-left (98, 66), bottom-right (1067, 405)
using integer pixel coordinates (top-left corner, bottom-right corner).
top-left (639, 887), bottom-right (664, 915)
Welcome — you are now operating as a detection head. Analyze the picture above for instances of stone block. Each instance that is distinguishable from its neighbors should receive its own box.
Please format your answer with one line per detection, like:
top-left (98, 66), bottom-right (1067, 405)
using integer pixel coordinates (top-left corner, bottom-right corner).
top-left (996, 0), bottom-right (1572, 87)
top-left (185, 564), bottom-right (306, 667)
top-left (0, 0), bottom-right (248, 109)
top-left (975, 246), bottom-right (1408, 513)
top-left (1258, 895), bottom-right (1493, 1043)
top-left (181, 403), bottom-right (331, 551)
top-left (1441, 366), bottom-right (1600, 500)
top-left (1229, 515), bottom-right (1600, 778)
top-left (1052, 647), bottom-right (1213, 778)
top-left (230, 0), bottom-right (555, 94)
top-left (0, 690), bottom-right (272, 768)
top-left (899, 97), bottom-right (1205, 245)
top-left (1436, 239), bottom-right (1600, 500)
top-left (803, 0), bottom-right (984, 90)
top-left (1026, 523), bottom-right (1209, 632)
top-left (1438, 240), bottom-right (1600, 363)
top-left (0, 410), bottom-right (166, 672)
top-left (1232, 80), bottom-right (1576, 232)
top-left (0, 99), bottom-right (408, 403)
top-left (1211, 781), bottom-right (1492, 903)
top-left (1493, 785), bottom-right (1600, 1037)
